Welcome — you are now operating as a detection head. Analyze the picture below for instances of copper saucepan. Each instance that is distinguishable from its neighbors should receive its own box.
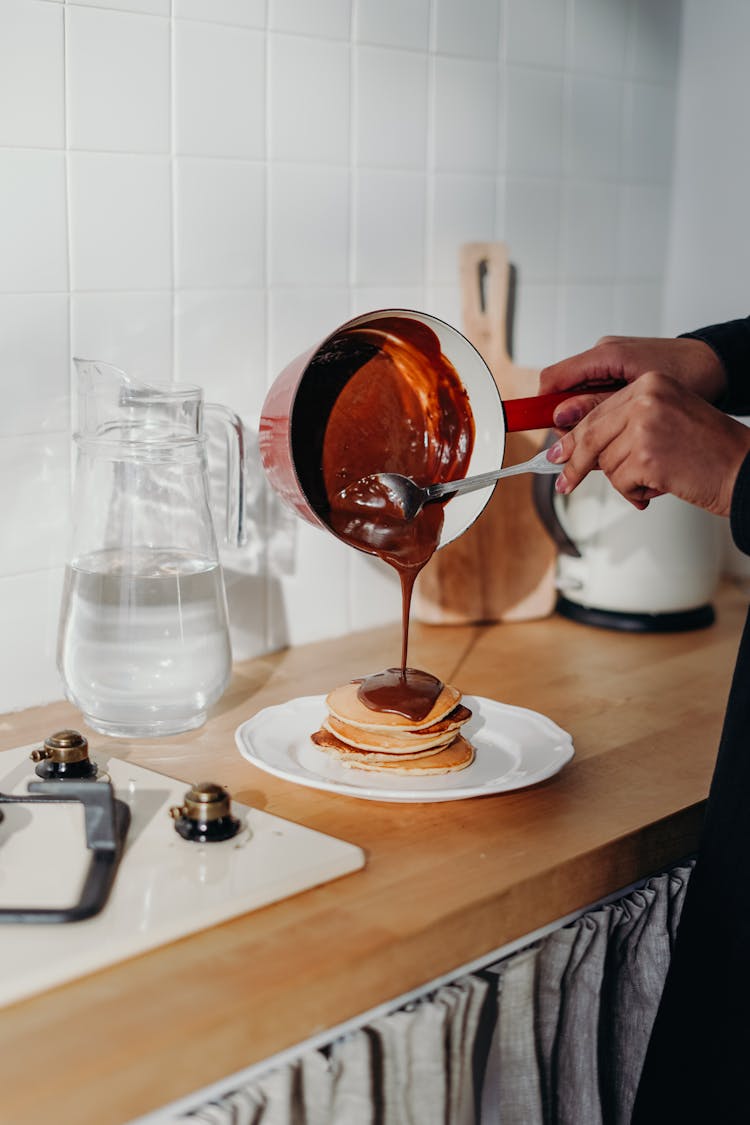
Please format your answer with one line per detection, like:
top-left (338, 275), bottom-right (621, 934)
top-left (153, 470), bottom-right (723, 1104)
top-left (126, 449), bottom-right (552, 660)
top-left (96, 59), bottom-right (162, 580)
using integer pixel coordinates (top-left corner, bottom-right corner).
top-left (259, 309), bottom-right (584, 551)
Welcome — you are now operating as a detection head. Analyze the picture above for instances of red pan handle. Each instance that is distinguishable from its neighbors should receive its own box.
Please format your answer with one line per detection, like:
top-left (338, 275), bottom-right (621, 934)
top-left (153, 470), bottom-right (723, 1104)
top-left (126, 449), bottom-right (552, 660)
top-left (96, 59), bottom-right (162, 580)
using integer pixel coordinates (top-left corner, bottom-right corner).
top-left (503, 383), bottom-right (626, 432)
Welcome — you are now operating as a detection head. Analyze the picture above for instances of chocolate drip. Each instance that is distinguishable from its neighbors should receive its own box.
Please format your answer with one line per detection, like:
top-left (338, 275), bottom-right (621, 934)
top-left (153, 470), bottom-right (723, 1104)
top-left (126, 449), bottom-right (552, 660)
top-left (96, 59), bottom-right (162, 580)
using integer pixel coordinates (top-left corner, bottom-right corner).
top-left (314, 317), bottom-right (474, 718)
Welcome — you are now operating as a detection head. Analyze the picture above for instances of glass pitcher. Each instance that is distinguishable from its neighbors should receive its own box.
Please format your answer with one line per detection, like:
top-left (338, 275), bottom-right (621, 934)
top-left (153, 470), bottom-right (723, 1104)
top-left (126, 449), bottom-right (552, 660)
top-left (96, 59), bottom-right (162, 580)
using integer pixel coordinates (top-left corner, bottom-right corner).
top-left (57, 360), bottom-right (246, 738)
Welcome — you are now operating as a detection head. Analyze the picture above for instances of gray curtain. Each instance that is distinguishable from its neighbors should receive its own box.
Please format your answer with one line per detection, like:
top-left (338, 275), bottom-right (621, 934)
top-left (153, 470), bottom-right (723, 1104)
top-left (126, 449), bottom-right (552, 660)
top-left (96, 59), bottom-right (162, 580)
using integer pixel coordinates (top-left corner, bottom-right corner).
top-left (177, 864), bottom-right (692, 1125)
top-left (481, 863), bottom-right (691, 1124)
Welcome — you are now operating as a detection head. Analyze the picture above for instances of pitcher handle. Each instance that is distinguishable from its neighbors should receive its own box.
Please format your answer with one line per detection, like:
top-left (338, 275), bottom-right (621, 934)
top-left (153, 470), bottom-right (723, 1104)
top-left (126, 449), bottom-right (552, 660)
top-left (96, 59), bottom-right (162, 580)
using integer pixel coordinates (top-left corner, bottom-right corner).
top-left (205, 403), bottom-right (247, 548)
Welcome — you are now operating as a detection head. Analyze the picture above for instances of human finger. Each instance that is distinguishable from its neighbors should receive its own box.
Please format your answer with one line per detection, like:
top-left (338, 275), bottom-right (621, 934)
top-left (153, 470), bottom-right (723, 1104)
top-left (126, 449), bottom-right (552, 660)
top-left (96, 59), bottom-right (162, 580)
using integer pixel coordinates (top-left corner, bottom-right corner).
top-left (547, 394), bottom-right (631, 493)
top-left (595, 429), bottom-right (667, 510)
top-left (551, 389), bottom-right (624, 430)
top-left (539, 340), bottom-right (630, 395)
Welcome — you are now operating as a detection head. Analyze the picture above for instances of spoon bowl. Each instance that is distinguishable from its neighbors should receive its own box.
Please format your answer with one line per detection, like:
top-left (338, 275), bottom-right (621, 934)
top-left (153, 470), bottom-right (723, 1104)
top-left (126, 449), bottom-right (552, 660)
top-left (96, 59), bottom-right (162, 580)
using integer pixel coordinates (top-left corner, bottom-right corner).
top-left (335, 447), bottom-right (562, 523)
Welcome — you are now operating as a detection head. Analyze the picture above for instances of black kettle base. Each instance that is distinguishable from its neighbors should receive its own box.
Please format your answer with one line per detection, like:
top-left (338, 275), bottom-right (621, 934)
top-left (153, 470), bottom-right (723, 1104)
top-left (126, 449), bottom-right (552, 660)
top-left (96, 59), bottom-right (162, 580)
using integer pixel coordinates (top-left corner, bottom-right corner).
top-left (555, 595), bottom-right (716, 634)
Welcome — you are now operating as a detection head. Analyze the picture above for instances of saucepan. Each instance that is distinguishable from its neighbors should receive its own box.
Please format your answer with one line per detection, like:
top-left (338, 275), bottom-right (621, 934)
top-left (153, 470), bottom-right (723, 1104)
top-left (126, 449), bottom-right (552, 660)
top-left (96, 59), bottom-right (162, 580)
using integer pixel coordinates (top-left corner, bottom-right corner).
top-left (259, 309), bottom-right (581, 551)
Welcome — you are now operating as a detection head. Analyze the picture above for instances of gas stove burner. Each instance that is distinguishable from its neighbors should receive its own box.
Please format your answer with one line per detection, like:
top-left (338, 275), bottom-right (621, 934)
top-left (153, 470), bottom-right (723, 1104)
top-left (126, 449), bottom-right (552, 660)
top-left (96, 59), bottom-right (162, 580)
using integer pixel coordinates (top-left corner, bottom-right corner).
top-left (30, 729), bottom-right (99, 781)
top-left (170, 781), bottom-right (241, 843)
top-left (0, 779), bottom-right (130, 923)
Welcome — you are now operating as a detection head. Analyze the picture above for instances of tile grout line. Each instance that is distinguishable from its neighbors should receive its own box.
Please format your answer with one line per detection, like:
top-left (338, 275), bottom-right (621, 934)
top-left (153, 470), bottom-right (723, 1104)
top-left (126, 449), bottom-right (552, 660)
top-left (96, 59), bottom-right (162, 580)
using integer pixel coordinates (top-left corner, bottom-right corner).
top-left (424, 0), bottom-right (436, 304)
top-left (263, 0), bottom-right (273, 654)
top-left (345, 1), bottom-right (356, 630)
top-left (61, 2), bottom-right (76, 469)
top-left (555, 0), bottom-right (574, 353)
top-left (169, 0), bottom-right (177, 384)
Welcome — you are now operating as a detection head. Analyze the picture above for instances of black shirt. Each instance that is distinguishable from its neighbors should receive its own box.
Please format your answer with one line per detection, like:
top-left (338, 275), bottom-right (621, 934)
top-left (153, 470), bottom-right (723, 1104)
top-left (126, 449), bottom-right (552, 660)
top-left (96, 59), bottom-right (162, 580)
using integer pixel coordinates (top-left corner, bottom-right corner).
top-left (633, 317), bottom-right (750, 1124)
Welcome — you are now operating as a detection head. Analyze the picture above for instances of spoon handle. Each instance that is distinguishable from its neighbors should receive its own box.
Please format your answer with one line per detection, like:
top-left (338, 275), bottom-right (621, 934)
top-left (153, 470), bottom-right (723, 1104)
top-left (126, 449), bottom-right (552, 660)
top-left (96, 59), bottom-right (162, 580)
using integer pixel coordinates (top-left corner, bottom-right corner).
top-left (426, 448), bottom-right (561, 503)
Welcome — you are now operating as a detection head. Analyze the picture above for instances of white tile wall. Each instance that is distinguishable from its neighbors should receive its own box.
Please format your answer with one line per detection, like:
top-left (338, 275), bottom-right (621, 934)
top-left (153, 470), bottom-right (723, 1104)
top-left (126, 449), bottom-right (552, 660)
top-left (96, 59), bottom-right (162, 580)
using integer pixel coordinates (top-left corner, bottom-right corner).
top-left (71, 291), bottom-right (173, 384)
top-left (354, 170), bottom-right (426, 284)
top-left (433, 56), bottom-right (499, 173)
top-left (355, 0), bottom-right (430, 50)
top-left (505, 67), bottom-right (565, 177)
top-left (174, 22), bottom-right (265, 159)
top-left (629, 0), bottom-right (682, 84)
top-left (570, 0), bottom-right (630, 77)
top-left (69, 153), bottom-right (172, 289)
top-left (0, 435), bottom-right (71, 577)
top-left (565, 74), bottom-right (623, 180)
top-left (512, 283), bottom-right (559, 369)
top-left (434, 0), bottom-right (500, 60)
top-left (174, 0), bottom-right (264, 27)
top-left (0, 295), bottom-right (70, 434)
top-left (76, 0), bottom-right (169, 14)
top-left (664, 0), bottom-right (748, 332)
top-left (269, 0), bottom-right (351, 40)
top-left (622, 81), bottom-right (677, 184)
top-left (559, 280), bottom-right (616, 356)
top-left (66, 5), bottom-right (170, 153)
top-left (268, 164), bottom-right (349, 287)
top-left (0, 151), bottom-right (68, 291)
top-left (560, 181), bottom-right (619, 281)
top-left (0, 1), bottom-right (64, 148)
top-left (355, 46), bottom-right (429, 169)
top-left (269, 34), bottom-right (350, 163)
top-left (431, 173), bottom-right (497, 283)
top-left (0, 571), bottom-right (66, 711)
top-left (504, 0), bottom-right (566, 69)
top-left (174, 158), bottom-right (265, 287)
top-left (0, 0), bottom-right (683, 714)
top-left (174, 289), bottom-right (267, 417)
top-left (505, 177), bottom-right (560, 281)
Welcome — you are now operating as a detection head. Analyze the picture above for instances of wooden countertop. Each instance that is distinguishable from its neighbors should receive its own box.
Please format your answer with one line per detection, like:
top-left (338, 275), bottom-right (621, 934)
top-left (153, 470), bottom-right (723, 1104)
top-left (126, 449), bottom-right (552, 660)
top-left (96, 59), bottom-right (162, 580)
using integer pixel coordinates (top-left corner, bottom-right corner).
top-left (1, 582), bottom-right (747, 1124)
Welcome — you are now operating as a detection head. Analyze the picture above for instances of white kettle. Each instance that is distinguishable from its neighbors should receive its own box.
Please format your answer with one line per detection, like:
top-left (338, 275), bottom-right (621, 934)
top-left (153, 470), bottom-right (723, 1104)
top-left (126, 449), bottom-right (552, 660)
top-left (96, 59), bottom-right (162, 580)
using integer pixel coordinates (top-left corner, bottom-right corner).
top-left (534, 469), bottom-right (723, 632)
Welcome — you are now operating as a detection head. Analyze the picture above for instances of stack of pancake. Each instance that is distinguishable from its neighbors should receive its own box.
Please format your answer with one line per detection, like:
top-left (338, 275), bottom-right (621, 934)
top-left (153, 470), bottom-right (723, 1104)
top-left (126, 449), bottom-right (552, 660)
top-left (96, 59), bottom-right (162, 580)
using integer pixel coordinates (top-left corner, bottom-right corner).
top-left (311, 680), bottom-right (474, 775)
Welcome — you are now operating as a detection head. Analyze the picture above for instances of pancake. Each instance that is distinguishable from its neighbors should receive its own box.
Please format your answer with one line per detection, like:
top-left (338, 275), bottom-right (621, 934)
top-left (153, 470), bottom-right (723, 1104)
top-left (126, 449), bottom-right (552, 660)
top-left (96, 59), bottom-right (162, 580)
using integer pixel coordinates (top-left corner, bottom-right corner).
top-left (324, 707), bottom-right (468, 754)
top-left (330, 735), bottom-right (475, 775)
top-left (326, 680), bottom-right (462, 732)
top-left (311, 727), bottom-right (449, 764)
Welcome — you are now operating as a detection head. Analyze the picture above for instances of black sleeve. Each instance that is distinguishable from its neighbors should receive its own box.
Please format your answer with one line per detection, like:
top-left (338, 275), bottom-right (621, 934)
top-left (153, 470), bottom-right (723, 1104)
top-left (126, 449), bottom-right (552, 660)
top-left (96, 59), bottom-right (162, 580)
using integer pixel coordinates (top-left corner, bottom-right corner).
top-left (680, 316), bottom-right (750, 415)
top-left (631, 600), bottom-right (750, 1122)
top-left (631, 332), bottom-right (750, 1122)
top-left (730, 449), bottom-right (750, 557)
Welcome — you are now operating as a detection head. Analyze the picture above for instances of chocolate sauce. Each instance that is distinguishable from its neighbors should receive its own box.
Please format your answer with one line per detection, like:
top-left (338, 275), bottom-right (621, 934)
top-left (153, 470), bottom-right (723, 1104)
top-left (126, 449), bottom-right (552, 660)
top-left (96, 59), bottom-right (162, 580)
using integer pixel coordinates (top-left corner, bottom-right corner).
top-left (307, 317), bottom-right (475, 722)
top-left (355, 667), bottom-right (444, 723)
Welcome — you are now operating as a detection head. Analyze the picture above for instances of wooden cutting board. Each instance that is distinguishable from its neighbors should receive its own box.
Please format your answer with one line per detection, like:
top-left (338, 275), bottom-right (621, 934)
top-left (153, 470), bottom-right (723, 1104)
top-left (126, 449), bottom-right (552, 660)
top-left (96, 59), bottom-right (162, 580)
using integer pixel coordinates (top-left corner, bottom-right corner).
top-left (414, 243), bottom-right (557, 624)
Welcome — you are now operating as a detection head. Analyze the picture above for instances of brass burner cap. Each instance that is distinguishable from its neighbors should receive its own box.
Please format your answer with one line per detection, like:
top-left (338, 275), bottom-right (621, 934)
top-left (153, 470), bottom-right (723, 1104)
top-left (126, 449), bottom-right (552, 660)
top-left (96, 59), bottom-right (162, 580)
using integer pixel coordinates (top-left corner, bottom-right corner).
top-left (31, 729), bottom-right (90, 765)
top-left (175, 781), bottom-right (232, 823)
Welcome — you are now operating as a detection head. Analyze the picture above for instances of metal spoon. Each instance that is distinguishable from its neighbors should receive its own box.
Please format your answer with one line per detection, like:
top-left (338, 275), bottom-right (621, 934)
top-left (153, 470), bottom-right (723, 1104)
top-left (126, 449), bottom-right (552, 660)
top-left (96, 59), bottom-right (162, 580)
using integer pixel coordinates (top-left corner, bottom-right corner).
top-left (336, 448), bottom-right (562, 523)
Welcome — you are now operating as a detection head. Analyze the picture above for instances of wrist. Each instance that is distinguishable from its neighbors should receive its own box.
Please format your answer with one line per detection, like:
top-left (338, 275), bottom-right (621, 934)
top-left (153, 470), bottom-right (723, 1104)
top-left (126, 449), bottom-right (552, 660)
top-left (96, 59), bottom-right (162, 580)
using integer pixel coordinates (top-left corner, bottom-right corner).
top-left (679, 338), bottom-right (728, 404)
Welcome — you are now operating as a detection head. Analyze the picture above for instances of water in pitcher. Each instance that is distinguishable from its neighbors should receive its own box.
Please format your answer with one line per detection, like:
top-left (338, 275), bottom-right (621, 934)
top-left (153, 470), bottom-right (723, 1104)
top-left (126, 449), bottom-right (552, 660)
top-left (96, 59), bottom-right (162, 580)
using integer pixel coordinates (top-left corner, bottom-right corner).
top-left (58, 547), bottom-right (232, 737)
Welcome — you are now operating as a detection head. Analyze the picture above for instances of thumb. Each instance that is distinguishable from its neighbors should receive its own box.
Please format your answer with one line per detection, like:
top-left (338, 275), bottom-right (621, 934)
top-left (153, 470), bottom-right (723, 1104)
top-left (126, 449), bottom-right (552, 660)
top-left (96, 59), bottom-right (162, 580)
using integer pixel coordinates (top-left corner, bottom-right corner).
top-left (552, 391), bottom-right (616, 430)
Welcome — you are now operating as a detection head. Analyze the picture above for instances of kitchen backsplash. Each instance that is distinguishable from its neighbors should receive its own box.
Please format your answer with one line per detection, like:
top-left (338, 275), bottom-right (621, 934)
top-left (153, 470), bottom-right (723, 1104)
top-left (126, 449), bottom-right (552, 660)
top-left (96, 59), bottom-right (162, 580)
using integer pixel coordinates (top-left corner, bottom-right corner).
top-left (0, 0), bottom-right (681, 711)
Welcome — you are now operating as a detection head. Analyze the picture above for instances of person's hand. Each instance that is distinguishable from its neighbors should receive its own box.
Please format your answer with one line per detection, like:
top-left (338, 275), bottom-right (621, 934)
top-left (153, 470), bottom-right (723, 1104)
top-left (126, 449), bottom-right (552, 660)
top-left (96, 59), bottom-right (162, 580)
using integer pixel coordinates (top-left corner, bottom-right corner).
top-left (546, 371), bottom-right (750, 515)
top-left (539, 335), bottom-right (727, 430)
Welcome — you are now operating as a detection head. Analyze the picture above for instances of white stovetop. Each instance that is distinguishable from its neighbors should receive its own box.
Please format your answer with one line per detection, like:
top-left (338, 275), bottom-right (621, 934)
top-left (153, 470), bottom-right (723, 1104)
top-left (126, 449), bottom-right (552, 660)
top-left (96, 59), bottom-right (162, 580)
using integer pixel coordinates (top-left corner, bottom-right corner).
top-left (0, 742), bottom-right (365, 1008)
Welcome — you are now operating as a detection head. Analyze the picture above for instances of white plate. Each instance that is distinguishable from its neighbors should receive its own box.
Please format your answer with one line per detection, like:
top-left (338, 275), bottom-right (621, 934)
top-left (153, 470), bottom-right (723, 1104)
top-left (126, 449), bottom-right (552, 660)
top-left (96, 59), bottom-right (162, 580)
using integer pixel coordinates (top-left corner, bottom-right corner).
top-left (235, 695), bottom-right (574, 804)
